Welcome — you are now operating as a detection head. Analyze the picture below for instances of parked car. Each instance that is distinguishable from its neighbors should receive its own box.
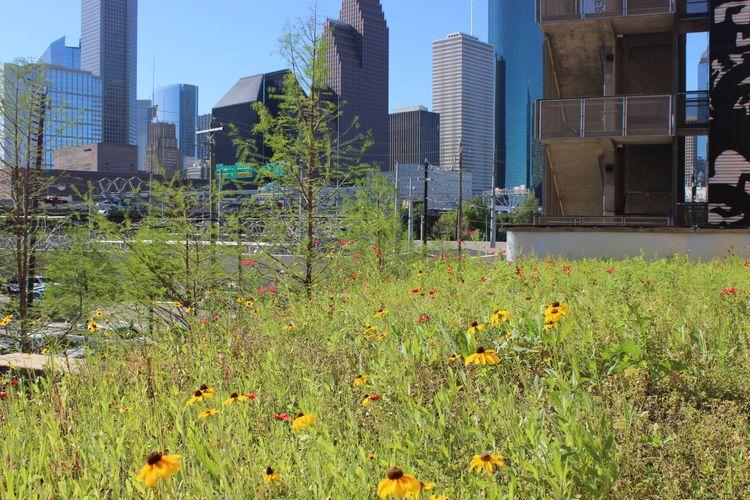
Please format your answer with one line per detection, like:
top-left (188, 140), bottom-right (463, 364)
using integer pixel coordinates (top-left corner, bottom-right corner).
top-left (6, 275), bottom-right (46, 299)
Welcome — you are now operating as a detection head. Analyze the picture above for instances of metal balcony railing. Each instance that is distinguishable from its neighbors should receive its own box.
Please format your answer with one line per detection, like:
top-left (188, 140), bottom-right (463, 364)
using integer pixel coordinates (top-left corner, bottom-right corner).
top-left (537, 0), bottom-right (675, 22)
top-left (535, 215), bottom-right (673, 226)
top-left (537, 95), bottom-right (673, 140)
top-left (677, 91), bottom-right (709, 128)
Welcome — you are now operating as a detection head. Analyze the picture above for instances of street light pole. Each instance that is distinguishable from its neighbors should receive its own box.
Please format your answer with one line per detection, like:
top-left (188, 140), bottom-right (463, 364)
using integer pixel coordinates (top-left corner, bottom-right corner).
top-left (490, 167), bottom-right (497, 248)
top-left (197, 124), bottom-right (224, 252)
top-left (422, 158), bottom-right (429, 247)
top-left (457, 140), bottom-right (463, 256)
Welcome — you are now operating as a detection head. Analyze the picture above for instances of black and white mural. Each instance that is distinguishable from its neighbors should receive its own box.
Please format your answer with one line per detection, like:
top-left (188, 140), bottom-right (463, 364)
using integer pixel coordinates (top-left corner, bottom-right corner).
top-left (709, 0), bottom-right (750, 226)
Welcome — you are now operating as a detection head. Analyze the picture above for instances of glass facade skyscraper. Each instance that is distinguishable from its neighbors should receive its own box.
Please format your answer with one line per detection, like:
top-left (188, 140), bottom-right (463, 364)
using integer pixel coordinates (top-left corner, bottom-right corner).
top-left (197, 113), bottom-right (211, 161)
top-left (81, 0), bottom-right (137, 146)
top-left (39, 37), bottom-right (81, 70)
top-left (136, 99), bottom-right (155, 171)
top-left (488, 0), bottom-right (543, 189)
top-left (153, 84), bottom-right (198, 164)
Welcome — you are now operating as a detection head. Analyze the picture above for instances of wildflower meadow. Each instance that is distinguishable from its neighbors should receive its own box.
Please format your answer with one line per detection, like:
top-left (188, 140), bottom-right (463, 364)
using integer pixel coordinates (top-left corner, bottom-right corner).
top-left (2, 252), bottom-right (749, 498)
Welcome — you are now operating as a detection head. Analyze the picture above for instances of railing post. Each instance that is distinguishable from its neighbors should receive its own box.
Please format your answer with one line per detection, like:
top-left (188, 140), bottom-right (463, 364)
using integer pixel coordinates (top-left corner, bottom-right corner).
top-left (623, 97), bottom-right (628, 136)
top-left (580, 99), bottom-right (585, 138)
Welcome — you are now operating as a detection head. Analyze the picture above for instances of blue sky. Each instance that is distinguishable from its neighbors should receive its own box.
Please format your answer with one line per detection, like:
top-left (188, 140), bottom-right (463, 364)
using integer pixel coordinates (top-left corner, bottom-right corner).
top-left (1, 0), bottom-right (706, 115)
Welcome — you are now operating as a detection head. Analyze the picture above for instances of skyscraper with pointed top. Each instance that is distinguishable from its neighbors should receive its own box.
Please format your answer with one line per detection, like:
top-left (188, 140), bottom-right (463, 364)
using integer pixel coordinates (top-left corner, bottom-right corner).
top-left (325, 0), bottom-right (389, 170)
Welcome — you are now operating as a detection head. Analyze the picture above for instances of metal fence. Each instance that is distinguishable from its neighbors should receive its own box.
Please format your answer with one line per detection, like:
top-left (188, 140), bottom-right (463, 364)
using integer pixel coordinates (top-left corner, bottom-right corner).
top-left (537, 0), bottom-right (675, 22)
top-left (537, 95), bottom-right (673, 140)
top-left (535, 215), bottom-right (673, 226)
top-left (677, 91), bottom-right (709, 128)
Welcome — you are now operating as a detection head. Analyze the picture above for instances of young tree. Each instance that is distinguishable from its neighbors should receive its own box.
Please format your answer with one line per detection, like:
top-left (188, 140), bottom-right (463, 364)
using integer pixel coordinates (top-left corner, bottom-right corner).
top-left (244, 7), bottom-right (370, 297)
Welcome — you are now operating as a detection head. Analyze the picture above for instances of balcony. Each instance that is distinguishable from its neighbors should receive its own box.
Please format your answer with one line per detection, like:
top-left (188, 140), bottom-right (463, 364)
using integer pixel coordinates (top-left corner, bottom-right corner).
top-left (537, 95), bottom-right (673, 141)
top-left (537, 0), bottom-right (675, 22)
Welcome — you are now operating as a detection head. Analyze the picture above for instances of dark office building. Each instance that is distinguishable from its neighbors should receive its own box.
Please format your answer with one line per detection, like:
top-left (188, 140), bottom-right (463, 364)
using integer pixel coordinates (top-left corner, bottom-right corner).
top-left (389, 106), bottom-right (439, 169)
top-left (145, 122), bottom-right (181, 178)
top-left (211, 70), bottom-right (288, 166)
top-left (197, 113), bottom-right (212, 161)
top-left (325, 0), bottom-right (389, 170)
top-left (81, 0), bottom-right (138, 145)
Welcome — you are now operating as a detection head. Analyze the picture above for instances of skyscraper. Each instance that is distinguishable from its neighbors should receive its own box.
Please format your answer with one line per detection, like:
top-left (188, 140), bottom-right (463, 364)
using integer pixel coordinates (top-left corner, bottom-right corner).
top-left (136, 99), bottom-right (155, 171)
top-left (432, 33), bottom-right (495, 196)
top-left (197, 113), bottom-right (212, 161)
top-left (153, 84), bottom-right (198, 164)
top-left (488, 0), bottom-right (543, 189)
top-left (389, 106), bottom-right (440, 168)
top-left (39, 37), bottom-right (81, 69)
top-left (145, 122), bottom-right (180, 178)
top-left (325, 0), bottom-right (389, 169)
top-left (698, 48), bottom-right (709, 91)
top-left (81, 0), bottom-right (138, 146)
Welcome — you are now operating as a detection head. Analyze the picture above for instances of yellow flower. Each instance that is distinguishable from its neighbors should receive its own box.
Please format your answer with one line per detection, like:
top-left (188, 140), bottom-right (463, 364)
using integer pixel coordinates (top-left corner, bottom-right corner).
top-left (0, 315), bottom-right (13, 327)
top-left (291, 413), bottom-right (316, 430)
top-left (87, 319), bottom-right (101, 332)
top-left (464, 347), bottom-right (500, 366)
top-left (364, 325), bottom-right (379, 335)
top-left (490, 309), bottom-right (510, 326)
top-left (188, 385), bottom-right (215, 405)
top-left (469, 453), bottom-right (506, 475)
top-left (448, 354), bottom-right (462, 363)
top-left (198, 408), bottom-right (219, 419)
top-left (377, 467), bottom-right (422, 499)
top-left (94, 309), bottom-right (104, 318)
top-left (41, 348), bottom-right (50, 355)
top-left (354, 374), bottom-right (370, 387)
top-left (284, 323), bottom-right (296, 332)
top-left (245, 300), bottom-right (254, 308)
top-left (172, 300), bottom-right (183, 308)
top-left (264, 466), bottom-right (282, 484)
top-left (136, 452), bottom-right (181, 488)
top-left (119, 407), bottom-right (133, 414)
top-left (544, 302), bottom-right (569, 323)
top-left (361, 394), bottom-right (382, 407)
top-left (236, 296), bottom-right (245, 303)
top-left (429, 496), bottom-right (448, 500)
top-left (374, 308), bottom-right (389, 318)
top-left (222, 392), bottom-right (249, 405)
top-left (375, 332), bottom-right (389, 341)
top-left (466, 321), bottom-right (486, 335)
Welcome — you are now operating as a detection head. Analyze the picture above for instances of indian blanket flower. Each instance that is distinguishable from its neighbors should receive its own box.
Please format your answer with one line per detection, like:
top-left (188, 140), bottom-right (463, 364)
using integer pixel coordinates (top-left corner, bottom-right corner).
top-left (721, 288), bottom-right (738, 296)
top-left (291, 413), bottom-right (316, 430)
top-left (466, 321), bottom-right (486, 335)
top-left (273, 413), bottom-right (291, 421)
top-left (0, 315), bottom-right (12, 327)
top-left (246, 392), bottom-right (260, 400)
top-left (361, 394), bottom-right (382, 407)
top-left (222, 392), bottom-right (249, 405)
top-left (465, 347), bottom-right (500, 366)
top-left (241, 259), bottom-right (257, 267)
top-left (469, 453), bottom-right (506, 475)
top-left (490, 309), bottom-right (511, 326)
top-left (0, 391), bottom-right (8, 400)
top-left (374, 308), bottom-right (389, 318)
top-left (264, 467), bottom-right (282, 484)
top-left (377, 467), bottom-right (422, 499)
top-left (197, 408), bottom-right (219, 419)
top-left (354, 375), bottom-right (370, 387)
top-left (417, 314), bottom-right (430, 324)
top-left (136, 452), bottom-right (181, 488)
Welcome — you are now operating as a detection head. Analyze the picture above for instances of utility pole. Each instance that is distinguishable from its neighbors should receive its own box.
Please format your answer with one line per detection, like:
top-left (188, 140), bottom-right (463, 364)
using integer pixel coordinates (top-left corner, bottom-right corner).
top-left (422, 158), bottom-right (429, 247)
top-left (456, 140), bottom-right (463, 256)
top-left (490, 168), bottom-right (497, 248)
top-left (407, 178), bottom-right (413, 245)
top-left (197, 123), bottom-right (224, 253)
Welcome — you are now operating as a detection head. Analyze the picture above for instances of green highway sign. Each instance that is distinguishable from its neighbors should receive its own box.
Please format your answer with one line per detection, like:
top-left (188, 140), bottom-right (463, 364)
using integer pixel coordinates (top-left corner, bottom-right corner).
top-left (215, 163), bottom-right (284, 180)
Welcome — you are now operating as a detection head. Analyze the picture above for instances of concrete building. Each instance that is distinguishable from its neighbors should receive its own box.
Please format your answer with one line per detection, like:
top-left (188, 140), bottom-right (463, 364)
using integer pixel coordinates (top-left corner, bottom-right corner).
top-left (136, 99), bottom-right (155, 171)
top-left (81, 0), bottom-right (138, 145)
top-left (197, 113), bottom-right (211, 161)
top-left (389, 106), bottom-right (439, 170)
top-left (153, 84), bottom-right (198, 166)
top-left (144, 122), bottom-right (180, 178)
top-left (211, 71), bottom-right (288, 167)
top-left (488, 0), bottom-right (544, 190)
top-left (432, 33), bottom-right (495, 196)
top-left (325, 0), bottom-right (389, 170)
top-left (393, 163), bottom-right (473, 211)
top-left (53, 143), bottom-right (138, 174)
top-left (183, 157), bottom-right (209, 180)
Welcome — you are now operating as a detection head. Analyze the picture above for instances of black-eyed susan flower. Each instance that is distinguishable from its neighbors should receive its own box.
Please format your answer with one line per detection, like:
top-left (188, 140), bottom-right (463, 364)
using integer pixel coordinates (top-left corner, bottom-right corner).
top-left (119, 407), bottom-right (133, 414)
top-left (465, 347), bottom-right (500, 366)
top-left (136, 452), bottom-right (181, 488)
top-left (429, 495), bottom-right (448, 500)
top-left (490, 309), bottom-right (510, 326)
top-left (364, 325), bottom-right (379, 335)
top-left (291, 412), bottom-right (316, 430)
top-left (361, 394), bottom-right (382, 407)
top-left (197, 408), bottom-right (219, 419)
top-left (172, 300), bottom-right (183, 308)
top-left (188, 387), bottom-right (214, 406)
top-left (0, 315), bottom-right (13, 327)
top-left (87, 319), bottom-right (101, 332)
top-left (469, 453), bottom-right (506, 475)
top-left (222, 392), bottom-right (249, 405)
top-left (94, 309), bottom-right (104, 318)
top-left (466, 321), bottom-right (486, 335)
top-left (264, 466), bottom-right (282, 483)
top-left (354, 375), bottom-right (370, 387)
top-left (448, 354), bottom-right (462, 363)
top-left (236, 296), bottom-right (245, 303)
top-left (377, 467), bottom-right (422, 499)
top-left (245, 300), bottom-right (254, 308)
top-left (374, 308), bottom-right (389, 318)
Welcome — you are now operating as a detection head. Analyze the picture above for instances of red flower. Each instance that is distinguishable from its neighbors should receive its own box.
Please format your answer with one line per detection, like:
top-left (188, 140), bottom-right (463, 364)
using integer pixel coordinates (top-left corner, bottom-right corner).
top-left (376, 252), bottom-right (383, 259)
top-left (273, 311), bottom-right (280, 320)
top-left (241, 259), bottom-right (257, 267)
top-left (212, 315), bottom-right (220, 321)
top-left (410, 288), bottom-right (421, 293)
top-left (480, 277), bottom-right (488, 282)
top-left (0, 391), bottom-right (7, 400)
top-left (417, 314), bottom-right (430, 324)
top-left (721, 288), bottom-right (739, 296)
top-left (340, 240), bottom-right (349, 246)
top-left (273, 413), bottom-right (291, 421)
top-left (348, 273), bottom-right (358, 280)
top-left (267, 285), bottom-right (277, 294)
top-left (354, 252), bottom-right (361, 259)
top-left (372, 245), bottom-right (379, 251)
top-left (428, 289), bottom-right (437, 295)
top-left (368, 394), bottom-right (382, 401)
top-left (200, 318), bottom-right (209, 325)
top-left (744, 260), bottom-right (750, 267)
top-left (246, 393), bottom-right (260, 400)
top-left (10, 379), bottom-right (18, 387)
top-left (547, 259), bottom-right (556, 265)
top-left (516, 266), bottom-right (523, 277)
top-left (562, 265), bottom-right (571, 274)
top-left (607, 267), bottom-right (615, 274)
top-left (641, 280), bottom-right (651, 286)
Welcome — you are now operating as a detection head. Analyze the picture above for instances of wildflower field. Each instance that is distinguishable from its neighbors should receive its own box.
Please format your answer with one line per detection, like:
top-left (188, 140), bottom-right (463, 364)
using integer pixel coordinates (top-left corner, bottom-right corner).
top-left (2, 253), bottom-right (750, 498)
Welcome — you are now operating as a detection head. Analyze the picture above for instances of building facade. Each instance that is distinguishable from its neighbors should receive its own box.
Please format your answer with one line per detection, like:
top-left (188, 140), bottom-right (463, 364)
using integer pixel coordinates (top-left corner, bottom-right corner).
top-left (39, 36), bottom-right (81, 69)
top-left (81, 0), bottom-right (138, 145)
top-left (393, 163), bottom-right (473, 211)
top-left (153, 84), bottom-right (198, 165)
top-left (211, 71), bottom-right (288, 167)
top-left (389, 106), bottom-right (439, 169)
top-left (136, 99), bottom-right (155, 171)
top-left (53, 143), bottom-right (137, 174)
top-left (197, 113), bottom-right (212, 161)
top-left (488, 0), bottom-right (543, 190)
top-left (145, 122), bottom-right (180, 178)
top-left (325, 0), bottom-right (389, 170)
top-left (432, 33), bottom-right (495, 196)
